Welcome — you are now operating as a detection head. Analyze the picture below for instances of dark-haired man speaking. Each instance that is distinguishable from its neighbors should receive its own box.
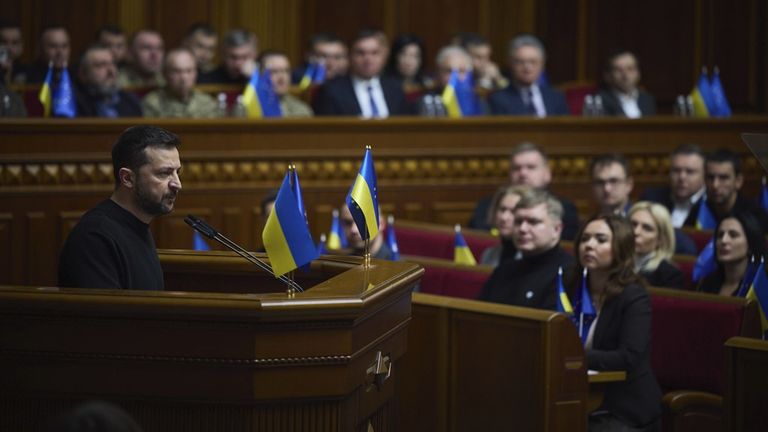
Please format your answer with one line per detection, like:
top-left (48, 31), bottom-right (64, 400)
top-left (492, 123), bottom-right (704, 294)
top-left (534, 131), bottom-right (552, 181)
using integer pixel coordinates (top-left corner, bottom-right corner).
top-left (59, 125), bottom-right (182, 290)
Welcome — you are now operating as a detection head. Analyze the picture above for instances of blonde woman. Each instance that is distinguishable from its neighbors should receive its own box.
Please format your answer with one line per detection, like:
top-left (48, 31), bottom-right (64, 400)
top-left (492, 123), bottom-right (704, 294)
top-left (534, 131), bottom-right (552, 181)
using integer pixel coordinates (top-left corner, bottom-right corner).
top-left (480, 185), bottom-right (529, 266)
top-left (628, 201), bottom-right (684, 289)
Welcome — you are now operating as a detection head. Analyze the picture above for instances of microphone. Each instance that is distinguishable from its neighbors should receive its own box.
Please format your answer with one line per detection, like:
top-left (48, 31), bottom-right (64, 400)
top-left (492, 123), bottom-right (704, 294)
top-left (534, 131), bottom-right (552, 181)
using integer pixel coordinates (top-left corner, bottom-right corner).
top-left (184, 214), bottom-right (304, 292)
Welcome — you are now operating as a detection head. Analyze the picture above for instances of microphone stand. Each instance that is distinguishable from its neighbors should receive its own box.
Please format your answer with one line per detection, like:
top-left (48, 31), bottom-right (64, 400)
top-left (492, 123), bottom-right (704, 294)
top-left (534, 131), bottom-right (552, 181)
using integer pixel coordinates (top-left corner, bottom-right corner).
top-left (184, 215), bottom-right (305, 293)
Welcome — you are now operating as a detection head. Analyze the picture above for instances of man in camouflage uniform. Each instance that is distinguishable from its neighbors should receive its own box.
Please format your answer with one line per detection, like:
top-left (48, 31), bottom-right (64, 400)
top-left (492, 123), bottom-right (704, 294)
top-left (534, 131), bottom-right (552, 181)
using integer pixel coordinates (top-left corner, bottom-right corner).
top-left (142, 48), bottom-right (217, 118)
top-left (260, 50), bottom-right (313, 117)
top-left (117, 30), bottom-right (165, 88)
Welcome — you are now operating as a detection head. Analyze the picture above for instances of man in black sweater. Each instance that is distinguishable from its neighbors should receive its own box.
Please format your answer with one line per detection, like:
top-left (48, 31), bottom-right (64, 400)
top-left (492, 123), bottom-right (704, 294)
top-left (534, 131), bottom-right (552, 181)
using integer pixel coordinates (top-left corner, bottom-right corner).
top-left (58, 125), bottom-right (182, 290)
top-left (478, 189), bottom-right (573, 309)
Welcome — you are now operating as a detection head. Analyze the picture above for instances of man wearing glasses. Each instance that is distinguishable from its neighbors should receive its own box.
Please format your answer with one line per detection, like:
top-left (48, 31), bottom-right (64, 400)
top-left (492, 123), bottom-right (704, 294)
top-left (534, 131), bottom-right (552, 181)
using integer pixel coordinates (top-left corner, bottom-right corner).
top-left (591, 153), bottom-right (634, 215)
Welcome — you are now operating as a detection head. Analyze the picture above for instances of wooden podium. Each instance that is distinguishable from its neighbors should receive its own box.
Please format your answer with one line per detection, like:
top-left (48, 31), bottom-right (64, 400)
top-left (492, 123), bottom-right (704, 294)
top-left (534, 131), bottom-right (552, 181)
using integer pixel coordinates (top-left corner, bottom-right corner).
top-left (0, 250), bottom-right (423, 432)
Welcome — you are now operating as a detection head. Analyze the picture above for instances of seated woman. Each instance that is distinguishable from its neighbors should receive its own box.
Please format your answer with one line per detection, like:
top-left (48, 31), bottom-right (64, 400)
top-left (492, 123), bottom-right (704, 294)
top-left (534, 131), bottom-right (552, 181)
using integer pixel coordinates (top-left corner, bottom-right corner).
top-left (569, 214), bottom-right (661, 431)
top-left (628, 201), bottom-right (685, 289)
top-left (480, 185), bottom-right (528, 266)
top-left (697, 210), bottom-right (766, 296)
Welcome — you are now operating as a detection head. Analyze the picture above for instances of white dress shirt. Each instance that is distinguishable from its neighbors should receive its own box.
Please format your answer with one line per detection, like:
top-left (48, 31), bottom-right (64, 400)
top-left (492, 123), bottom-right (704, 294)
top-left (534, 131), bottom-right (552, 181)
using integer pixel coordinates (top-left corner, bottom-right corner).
top-left (671, 187), bottom-right (706, 228)
top-left (352, 76), bottom-right (389, 118)
top-left (615, 90), bottom-right (642, 118)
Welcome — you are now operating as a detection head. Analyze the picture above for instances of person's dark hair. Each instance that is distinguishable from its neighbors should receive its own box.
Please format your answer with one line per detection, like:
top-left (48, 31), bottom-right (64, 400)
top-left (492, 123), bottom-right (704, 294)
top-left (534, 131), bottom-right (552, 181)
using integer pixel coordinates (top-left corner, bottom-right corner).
top-left (568, 214), bottom-right (642, 301)
top-left (511, 141), bottom-right (548, 163)
top-left (257, 49), bottom-right (288, 66)
top-left (351, 28), bottom-right (387, 49)
top-left (222, 29), bottom-right (256, 50)
top-left (185, 22), bottom-right (216, 38)
top-left (706, 148), bottom-right (742, 176)
top-left (603, 49), bottom-right (638, 73)
top-left (590, 153), bottom-right (631, 178)
top-left (40, 25), bottom-right (68, 38)
top-left (715, 210), bottom-right (767, 263)
top-left (384, 33), bottom-right (425, 82)
top-left (307, 32), bottom-right (343, 51)
top-left (96, 24), bottom-right (124, 40)
top-left (50, 400), bottom-right (143, 432)
top-left (671, 143), bottom-right (705, 159)
top-left (112, 126), bottom-right (180, 188)
top-left (0, 19), bottom-right (21, 31)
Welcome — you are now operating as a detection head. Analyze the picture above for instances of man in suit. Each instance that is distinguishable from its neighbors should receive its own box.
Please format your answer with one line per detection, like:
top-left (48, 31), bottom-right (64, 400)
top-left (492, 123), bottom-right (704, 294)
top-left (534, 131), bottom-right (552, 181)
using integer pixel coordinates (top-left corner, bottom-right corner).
top-left (291, 33), bottom-right (348, 84)
top-left (75, 45), bottom-right (142, 117)
top-left (591, 153), bottom-right (634, 216)
top-left (20, 26), bottom-right (72, 84)
top-left (597, 50), bottom-right (656, 118)
top-left (641, 144), bottom-right (706, 228)
top-left (197, 29), bottom-right (257, 85)
top-left (488, 34), bottom-right (569, 116)
top-left (313, 29), bottom-right (407, 117)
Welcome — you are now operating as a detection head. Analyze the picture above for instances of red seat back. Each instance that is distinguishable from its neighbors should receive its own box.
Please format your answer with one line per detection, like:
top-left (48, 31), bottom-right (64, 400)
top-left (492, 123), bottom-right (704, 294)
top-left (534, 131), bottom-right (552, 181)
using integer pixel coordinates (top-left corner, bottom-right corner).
top-left (559, 81), bottom-right (597, 116)
top-left (396, 222), bottom-right (498, 261)
top-left (671, 256), bottom-right (697, 290)
top-left (418, 263), bottom-right (490, 299)
top-left (683, 228), bottom-right (713, 254)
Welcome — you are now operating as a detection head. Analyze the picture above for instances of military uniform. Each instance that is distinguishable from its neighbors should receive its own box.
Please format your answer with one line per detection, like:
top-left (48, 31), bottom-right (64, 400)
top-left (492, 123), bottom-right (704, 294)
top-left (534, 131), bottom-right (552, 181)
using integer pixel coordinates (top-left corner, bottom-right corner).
top-left (117, 67), bottom-right (164, 88)
top-left (280, 94), bottom-right (313, 117)
top-left (142, 88), bottom-right (218, 118)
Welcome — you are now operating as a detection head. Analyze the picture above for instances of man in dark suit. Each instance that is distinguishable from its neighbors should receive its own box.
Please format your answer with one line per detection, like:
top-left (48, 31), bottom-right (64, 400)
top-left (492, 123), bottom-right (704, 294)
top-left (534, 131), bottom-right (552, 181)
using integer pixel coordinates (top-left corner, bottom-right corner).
top-left (75, 45), bottom-right (142, 117)
top-left (597, 50), bottom-right (656, 118)
top-left (313, 29), bottom-right (407, 117)
top-left (488, 34), bottom-right (569, 116)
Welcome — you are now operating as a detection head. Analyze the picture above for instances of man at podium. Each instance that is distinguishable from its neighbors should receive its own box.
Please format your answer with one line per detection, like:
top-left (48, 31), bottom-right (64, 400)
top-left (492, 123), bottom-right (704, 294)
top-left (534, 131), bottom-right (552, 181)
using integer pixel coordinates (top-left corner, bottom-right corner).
top-left (58, 125), bottom-right (182, 290)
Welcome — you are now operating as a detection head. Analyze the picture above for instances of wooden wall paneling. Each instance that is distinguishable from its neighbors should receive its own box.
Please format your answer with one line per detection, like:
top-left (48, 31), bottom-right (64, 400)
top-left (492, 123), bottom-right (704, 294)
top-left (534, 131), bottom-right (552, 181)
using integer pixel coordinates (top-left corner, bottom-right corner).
top-left (221, 206), bottom-right (245, 250)
top-left (0, 214), bottom-right (13, 285)
top-left (536, 0), bottom-right (580, 85)
top-left (148, 0), bottom-right (215, 48)
top-left (25, 211), bottom-right (55, 286)
top-left (709, 0), bottom-right (757, 110)
top-left (156, 207), bottom-right (211, 250)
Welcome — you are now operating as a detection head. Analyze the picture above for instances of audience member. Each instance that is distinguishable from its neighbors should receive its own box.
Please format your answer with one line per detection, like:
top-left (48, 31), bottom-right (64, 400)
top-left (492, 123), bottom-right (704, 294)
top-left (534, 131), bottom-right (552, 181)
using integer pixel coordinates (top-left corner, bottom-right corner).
top-left (96, 25), bottom-right (128, 66)
top-left (24, 26), bottom-right (72, 84)
top-left (313, 29), bottom-right (407, 117)
top-left (339, 204), bottom-right (391, 259)
top-left (569, 214), bottom-right (661, 431)
top-left (629, 202), bottom-right (685, 289)
top-left (416, 45), bottom-right (487, 116)
top-left (457, 33), bottom-right (508, 90)
top-left (117, 30), bottom-right (165, 88)
top-left (183, 22), bottom-right (218, 74)
top-left (641, 144), bottom-right (706, 228)
top-left (597, 50), bottom-right (656, 118)
top-left (142, 48), bottom-right (217, 118)
top-left (697, 210), bottom-right (766, 296)
top-left (480, 185), bottom-right (528, 266)
top-left (0, 20), bottom-right (27, 84)
top-left (488, 34), bottom-right (568, 116)
top-left (478, 189), bottom-right (574, 309)
top-left (259, 50), bottom-right (313, 117)
top-left (384, 34), bottom-right (430, 91)
top-left (684, 149), bottom-right (768, 231)
top-left (292, 32), bottom-right (348, 84)
top-left (469, 142), bottom-right (580, 240)
top-left (198, 29), bottom-right (257, 84)
top-left (75, 45), bottom-right (142, 117)
top-left (59, 126), bottom-right (182, 290)
top-left (591, 153), bottom-right (634, 215)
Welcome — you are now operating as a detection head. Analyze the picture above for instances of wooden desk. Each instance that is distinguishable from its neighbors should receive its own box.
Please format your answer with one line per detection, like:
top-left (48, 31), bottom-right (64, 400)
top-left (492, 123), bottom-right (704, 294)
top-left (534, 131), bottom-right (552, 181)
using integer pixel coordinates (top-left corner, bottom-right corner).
top-left (724, 336), bottom-right (768, 432)
top-left (588, 370), bottom-right (627, 412)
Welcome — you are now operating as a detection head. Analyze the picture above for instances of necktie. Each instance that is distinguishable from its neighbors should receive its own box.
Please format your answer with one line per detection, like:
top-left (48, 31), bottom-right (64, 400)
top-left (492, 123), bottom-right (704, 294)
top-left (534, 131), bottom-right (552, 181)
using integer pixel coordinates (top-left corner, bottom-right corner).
top-left (525, 88), bottom-right (537, 115)
top-left (367, 85), bottom-right (380, 117)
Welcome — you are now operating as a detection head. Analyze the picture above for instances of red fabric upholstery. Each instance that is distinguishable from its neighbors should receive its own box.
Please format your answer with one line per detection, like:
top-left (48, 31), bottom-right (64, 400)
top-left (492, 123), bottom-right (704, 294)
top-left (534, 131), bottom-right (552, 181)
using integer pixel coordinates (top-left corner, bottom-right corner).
top-left (21, 87), bottom-right (44, 117)
top-left (418, 264), bottom-right (489, 299)
top-left (672, 258), bottom-right (696, 290)
top-left (650, 295), bottom-right (745, 395)
top-left (684, 229), bottom-right (713, 254)
top-left (396, 225), bottom-right (498, 261)
top-left (560, 82), bottom-right (597, 116)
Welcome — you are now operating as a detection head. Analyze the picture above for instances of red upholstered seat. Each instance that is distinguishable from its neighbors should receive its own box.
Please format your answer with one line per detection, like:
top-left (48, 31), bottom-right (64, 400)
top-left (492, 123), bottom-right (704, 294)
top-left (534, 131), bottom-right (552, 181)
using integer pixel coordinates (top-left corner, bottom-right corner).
top-left (672, 256), bottom-right (697, 290)
top-left (650, 294), bottom-right (747, 395)
top-left (682, 228), bottom-right (713, 254)
top-left (418, 263), bottom-right (490, 299)
top-left (396, 222), bottom-right (498, 261)
top-left (558, 81), bottom-right (597, 116)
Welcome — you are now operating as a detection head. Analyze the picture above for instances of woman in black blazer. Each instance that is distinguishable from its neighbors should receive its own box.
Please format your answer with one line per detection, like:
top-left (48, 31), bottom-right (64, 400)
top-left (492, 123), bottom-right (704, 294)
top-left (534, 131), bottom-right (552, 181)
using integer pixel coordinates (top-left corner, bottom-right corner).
top-left (569, 214), bottom-right (661, 431)
top-left (628, 202), bottom-right (685, 289)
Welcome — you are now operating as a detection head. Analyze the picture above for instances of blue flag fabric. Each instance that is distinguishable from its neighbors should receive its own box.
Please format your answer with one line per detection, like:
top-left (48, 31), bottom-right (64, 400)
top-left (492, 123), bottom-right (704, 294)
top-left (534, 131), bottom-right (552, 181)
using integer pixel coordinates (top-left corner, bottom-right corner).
top-left (709, 68), bottom-right (732, 117)
top-left (327, 209), bottom-right (348, 250)
top-left (262, 171), bottom-right (319, 277)
top-left (291, 167), bottom-right (306, 224)
top-left (455, 71), bottom-right (482, 116)
top-left (53, 67), bottom-right (77, 118)
top-left (578, 269), bottom-right (597, 344)
top-left (537, 70), bottom-right (549, 88)
top-left (696, 198), bottom-right (717, 230)
top-left (346, 147), bottom-right (380, 241)
top-left (761, 178), bottom-right (768, 211)
top-left (313, 62), bottom-right (326, 83)
top-left (745, 259), bottom-right (768, 333)
top-left (555, 267), bottom-right (574, 314)
top-left (193, 231), bottom-right (211, 251)
top-left (258, 69), bottom-right (282, 117)
top-left (386, 215), bottom-right (400, 261)
top-left (454, 225), bottom-right (477, 265)
top-left (696, 69), bottom-right (716, 114)
top-left (693, 239), bottom-right (717, 282)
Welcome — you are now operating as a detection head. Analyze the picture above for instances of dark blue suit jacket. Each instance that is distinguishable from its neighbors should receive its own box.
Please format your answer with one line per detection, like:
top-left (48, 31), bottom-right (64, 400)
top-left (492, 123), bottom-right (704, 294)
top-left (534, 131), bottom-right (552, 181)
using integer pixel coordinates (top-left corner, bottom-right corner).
top-left (488, 84), bottom-right (570, 116)
top-left (313, 75), bottom-right (408, 116)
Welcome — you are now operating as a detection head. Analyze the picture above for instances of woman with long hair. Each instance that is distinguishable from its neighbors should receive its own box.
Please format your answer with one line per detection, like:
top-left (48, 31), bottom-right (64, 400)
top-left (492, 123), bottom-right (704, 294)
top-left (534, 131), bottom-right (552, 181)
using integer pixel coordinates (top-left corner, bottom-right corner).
top-left (628, 201), bottom-right (684, 289)
top-left (569, 214), bottom-right (661, 431)
top-left (480, 185), bottom-right (528, 266)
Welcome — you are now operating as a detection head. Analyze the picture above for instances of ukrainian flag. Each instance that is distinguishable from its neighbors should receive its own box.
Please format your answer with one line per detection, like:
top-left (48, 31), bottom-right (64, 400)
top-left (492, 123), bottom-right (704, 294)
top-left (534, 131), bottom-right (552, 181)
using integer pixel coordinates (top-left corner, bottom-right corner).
top-left (442, 69), bottom-right (462, 118)
top-left (746, 258), bottom-right (768, 333)
top-left (326, 209), bottom-right (347, 250)
top-left (556, 266), bottom-right (573, 314)
top-left (696, 197), bottom-right (717, 230)
top-left (346, 146), bottom-right (380, 241)
top-left (291, 166), bottom-right (306, 223)
top-left (242, 69), bottom-right (263, 118)
top-left (262, 171), bottom-right (319, 277)
top-left (299, 63), bottom-right (316, 90)
top-left (38, 62), bottom-right (53, 117)
top-left (709, 67), bottom-right (731, 117)
top-left (760, 177), bottom-right (768, 210)
top-left (52, 66), bottom-right (76, 118)
top-left (693, 239), bottom-right (717, 282)
top-left (193, 231), bottom-right (211, 251)
top-left (386, 215), bottom-right (400, 261)
top-left (690, 67), bottom-right (715, 118)
top-left (258, 69), bottom-right (282, 117)
top-left (453, 224), bottom-right (477, 265)
top-left (577, 268), bottom-right (596, 344)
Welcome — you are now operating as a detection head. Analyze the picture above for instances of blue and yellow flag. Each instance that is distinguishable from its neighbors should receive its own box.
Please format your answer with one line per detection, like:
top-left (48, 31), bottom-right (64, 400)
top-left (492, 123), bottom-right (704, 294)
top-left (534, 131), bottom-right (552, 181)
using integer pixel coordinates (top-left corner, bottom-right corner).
top-left (386, 215), bottom-right (400, 261)
top-left (346, 146), bottom-right (380, 241)
top-left (745, 258), bottom-right (768, 333)
top-left (737, 256), bottom-right (758, 298)
top-left (258, 69), bottom-right (282, 117)
top-left (760, 177), bottom-right (768, 211)
top-left (455, 71), bottom-right (481, 116)
top-left (453, 224), bottom-right (477, 265)
top-left (709, 67), bottom-right (731, 117)
top-left (693, 239), bottom-right (717, 282)
top-left (53, 66), bottom-right (76, 118)
top-left (556, 266), bottom-right (573, 314)
top-left (193, 230), bottom-right (211, 251)
top-left (696, 197), bottom-right (717, 230)
top-left (577, 268), bottom-right (597, 344)
top-left (317, 233), bottom-right (327, 256)
top-left (242, 69), bottom-right (263, 118)
top-left (690, 68), bottom-right (715, 118)
top-left (262, 171), bottom-right (319, 277)
top-left (441, 69), bottom-right (462, 118)
top-left (299, 63), bottom-right (316, 90)
top-left (38, 62), bottom-right (53, 117)
top-left (327, 209), bottom-right (347, 250)
top-left (291, 166), bottom-right (306, 223)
